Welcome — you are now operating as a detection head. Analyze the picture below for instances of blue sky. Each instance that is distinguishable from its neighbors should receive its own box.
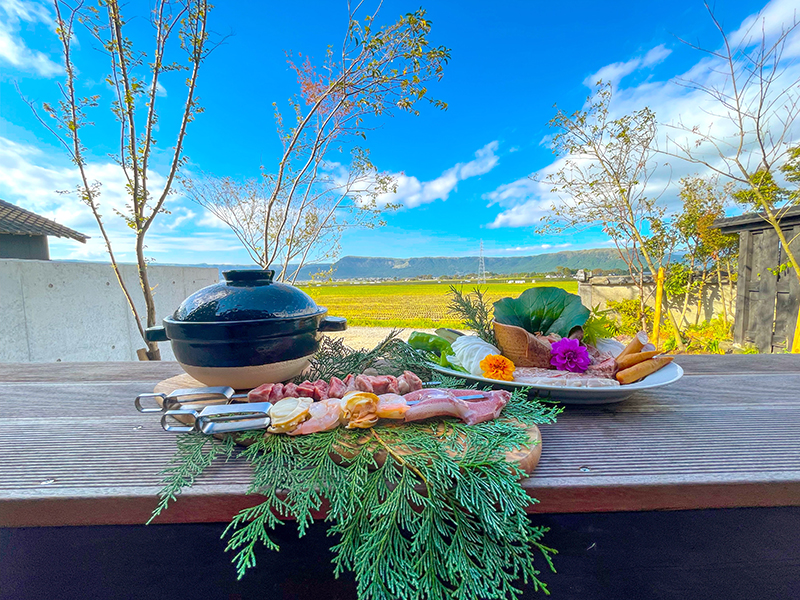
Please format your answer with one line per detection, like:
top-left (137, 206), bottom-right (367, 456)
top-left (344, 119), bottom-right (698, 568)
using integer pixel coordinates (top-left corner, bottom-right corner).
top-left (0, 0), bottom-right (797, 265)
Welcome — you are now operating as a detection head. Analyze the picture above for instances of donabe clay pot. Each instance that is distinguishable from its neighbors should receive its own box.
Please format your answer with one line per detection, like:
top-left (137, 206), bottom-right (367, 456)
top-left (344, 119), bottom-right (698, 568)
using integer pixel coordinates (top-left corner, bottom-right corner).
top-left (145, 269), bottom-right (346, 388)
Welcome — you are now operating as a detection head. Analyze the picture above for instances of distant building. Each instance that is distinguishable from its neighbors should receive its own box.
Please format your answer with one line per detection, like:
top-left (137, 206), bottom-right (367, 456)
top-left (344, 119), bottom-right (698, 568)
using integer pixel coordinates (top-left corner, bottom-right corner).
top-left (0, 199), bottom-right (88, 260)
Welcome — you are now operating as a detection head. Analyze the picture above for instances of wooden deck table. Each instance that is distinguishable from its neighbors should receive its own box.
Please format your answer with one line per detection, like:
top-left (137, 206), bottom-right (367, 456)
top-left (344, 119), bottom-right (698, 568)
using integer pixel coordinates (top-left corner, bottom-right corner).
top-left (2, 356), bottom-right (800, 599)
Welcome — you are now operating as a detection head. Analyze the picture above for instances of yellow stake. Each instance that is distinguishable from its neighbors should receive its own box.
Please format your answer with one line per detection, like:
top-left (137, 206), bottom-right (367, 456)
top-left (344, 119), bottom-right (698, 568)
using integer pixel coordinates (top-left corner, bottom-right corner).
top-left (653, 267), bottom-right (665, 349)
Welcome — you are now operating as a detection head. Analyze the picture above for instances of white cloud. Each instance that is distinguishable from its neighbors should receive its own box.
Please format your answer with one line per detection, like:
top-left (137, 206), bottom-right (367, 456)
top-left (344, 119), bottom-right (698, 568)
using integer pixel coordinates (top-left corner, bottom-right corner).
top-left (487, 243), bottom-right (571, 255)
top-left (729, 0), bottom-right (799, 47)
top-left (583, 43), bottom-right (671, 88)
top-left (0, 0), bottom-right (61, 77)
top-left (197, 210), bottom-right (231, 229)
top-left (376, 141), bottom-right (500, 208)
top-left (0, 135), bottom-right (244, 261)
top-left (490, 0), bottom-right (800, 231)
top-left (164, 207), bottom-right (196, 230)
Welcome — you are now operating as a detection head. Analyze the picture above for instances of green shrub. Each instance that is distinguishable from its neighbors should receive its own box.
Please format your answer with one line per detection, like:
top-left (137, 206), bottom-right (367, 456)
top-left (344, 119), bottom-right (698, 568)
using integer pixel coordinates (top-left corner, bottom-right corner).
top-left (666, 316), bottom-right (732, 354)
top-left (606, 298), bottom-right (653, 336)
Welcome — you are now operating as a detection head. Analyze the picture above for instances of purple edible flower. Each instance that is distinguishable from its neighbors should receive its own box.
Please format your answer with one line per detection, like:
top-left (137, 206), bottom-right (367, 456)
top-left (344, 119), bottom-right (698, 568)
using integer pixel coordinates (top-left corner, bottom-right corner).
top-left (550, 337), bottom-right (591, 373)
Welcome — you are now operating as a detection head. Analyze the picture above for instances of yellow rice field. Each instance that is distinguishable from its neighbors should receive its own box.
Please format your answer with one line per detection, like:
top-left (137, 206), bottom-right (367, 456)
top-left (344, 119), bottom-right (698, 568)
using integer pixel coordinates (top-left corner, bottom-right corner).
top-left (298, 280), bottom-right (578, 328)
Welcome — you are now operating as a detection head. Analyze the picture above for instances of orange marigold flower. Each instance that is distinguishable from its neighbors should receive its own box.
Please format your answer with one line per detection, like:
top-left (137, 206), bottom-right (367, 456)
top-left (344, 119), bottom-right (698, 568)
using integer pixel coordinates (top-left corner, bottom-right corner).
top-left (479, 354), bottom-right (515, 381)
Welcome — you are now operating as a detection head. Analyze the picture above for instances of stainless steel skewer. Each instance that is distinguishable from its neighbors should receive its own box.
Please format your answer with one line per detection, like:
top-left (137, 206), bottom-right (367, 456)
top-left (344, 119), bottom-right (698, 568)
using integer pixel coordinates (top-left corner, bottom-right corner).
top-left (161, 402), bottom-right (273, 434)
top-left (135, 386), bottom-right (247, 414)
top-left (137, 381), bottom-right (488, 433)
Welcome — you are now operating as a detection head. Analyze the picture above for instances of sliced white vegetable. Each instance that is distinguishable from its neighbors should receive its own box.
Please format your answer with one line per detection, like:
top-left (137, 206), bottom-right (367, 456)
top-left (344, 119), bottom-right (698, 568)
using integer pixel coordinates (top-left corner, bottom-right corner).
top-left (451, 335), bottom-right (502, 376)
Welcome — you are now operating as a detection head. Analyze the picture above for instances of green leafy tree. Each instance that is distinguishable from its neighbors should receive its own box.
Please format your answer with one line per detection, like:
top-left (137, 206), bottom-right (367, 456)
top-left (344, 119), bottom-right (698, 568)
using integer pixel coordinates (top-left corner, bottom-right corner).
top-left (665, 5), bottom-right (800, 351)
top-left (26, 0), bottom-right (218, 360)
top-left (539, 82), bottom-right (686, 349)
top-left (185, 5), bottom-right (450, 283)
top-left (673, 176), bottom-right (737, 328)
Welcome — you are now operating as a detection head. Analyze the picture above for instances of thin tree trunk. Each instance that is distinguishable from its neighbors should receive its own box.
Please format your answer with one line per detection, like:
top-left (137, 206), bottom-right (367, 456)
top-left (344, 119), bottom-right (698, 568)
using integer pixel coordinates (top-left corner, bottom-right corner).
top-left (716, 259), bottom-right (728, 326)
top-left (679, 264), bottom-right (694, 329)
top-left (726, 258), bottom-right (736, 319)
top-left (630, 230), bottom-right (687, 351)
top-left (694, 273), bottom-right (705, 327)
top-left (136, 233), bottom-right (161, 360)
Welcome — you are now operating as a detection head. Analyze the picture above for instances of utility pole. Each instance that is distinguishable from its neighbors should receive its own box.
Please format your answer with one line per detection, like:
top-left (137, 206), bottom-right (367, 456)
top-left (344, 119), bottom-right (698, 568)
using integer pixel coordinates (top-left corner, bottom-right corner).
top-left (478, 240), bottom-right (486, 284)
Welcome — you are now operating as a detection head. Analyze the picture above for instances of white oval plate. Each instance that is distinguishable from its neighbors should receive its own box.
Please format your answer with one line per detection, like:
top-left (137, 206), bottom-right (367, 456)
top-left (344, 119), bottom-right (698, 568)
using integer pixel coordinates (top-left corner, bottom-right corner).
top-left (427, 362), bottom-right (684, 404)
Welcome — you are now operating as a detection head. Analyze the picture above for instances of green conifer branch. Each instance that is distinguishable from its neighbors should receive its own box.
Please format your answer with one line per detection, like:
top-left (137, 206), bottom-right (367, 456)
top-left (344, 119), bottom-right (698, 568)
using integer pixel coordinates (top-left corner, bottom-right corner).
top-left (150, 341), bottom-right (561, 598)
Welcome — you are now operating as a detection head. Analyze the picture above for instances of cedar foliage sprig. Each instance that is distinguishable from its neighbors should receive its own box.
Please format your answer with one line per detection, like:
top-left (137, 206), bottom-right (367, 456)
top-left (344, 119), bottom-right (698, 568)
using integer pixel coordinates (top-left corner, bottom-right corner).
top-left (148, 432), bottom-right (236, 524)
top-left (447, 285), bottom-right (497, 345)
top-left (150, 338), bottom-right (561, 599)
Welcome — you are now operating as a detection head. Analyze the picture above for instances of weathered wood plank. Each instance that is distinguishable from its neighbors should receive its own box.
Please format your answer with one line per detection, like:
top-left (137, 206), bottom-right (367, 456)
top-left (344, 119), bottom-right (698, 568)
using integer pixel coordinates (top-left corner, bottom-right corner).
top-left (774, 291), bottom-right (793, 350)
top-left (0, 361), bottom-right (185, 383)
top-left (733, 230), bottom-right (752, 345)
top-left (673, 354), bottom-right (800, 375)
top-left (750, 230), bottom-right (780, 352)
top-left (3, 361), bottom-right (800, 527)
top-left (786, 224), bottom-right (800, 351)
top-left (0, 354), bottom-right (797, 386)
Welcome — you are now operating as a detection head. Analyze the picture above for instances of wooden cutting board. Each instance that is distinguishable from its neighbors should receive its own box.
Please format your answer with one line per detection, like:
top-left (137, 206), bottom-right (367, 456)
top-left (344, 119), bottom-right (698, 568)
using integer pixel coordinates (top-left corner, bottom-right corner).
top-left (154, 374), bottom-right (542, 475)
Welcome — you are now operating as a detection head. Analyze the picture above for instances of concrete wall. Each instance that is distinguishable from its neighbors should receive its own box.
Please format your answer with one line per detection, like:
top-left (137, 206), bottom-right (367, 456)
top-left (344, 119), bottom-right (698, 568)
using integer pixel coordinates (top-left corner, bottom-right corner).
top-left (0, 259), bottom-right (219, 363)
top-left (579, 279), bottom-right (735, 326)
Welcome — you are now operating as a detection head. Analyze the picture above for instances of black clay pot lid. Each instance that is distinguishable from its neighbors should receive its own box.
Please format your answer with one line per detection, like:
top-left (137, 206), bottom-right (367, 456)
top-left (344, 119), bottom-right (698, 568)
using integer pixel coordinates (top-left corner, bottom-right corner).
top-left (171, 269), bottom-right (326, 323)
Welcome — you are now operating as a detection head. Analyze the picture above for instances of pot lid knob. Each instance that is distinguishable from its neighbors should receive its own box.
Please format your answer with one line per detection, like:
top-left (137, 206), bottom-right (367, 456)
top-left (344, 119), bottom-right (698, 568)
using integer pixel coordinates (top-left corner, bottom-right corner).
top-left (223, 269), bottom-right (275, 285)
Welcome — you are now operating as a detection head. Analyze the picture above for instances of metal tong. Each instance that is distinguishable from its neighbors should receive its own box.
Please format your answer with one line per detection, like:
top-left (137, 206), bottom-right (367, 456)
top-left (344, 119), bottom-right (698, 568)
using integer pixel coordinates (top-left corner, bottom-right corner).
top-left (135, 386), bottom-right (247, 413)
top-left (161, 402), bottom-right (272, 435)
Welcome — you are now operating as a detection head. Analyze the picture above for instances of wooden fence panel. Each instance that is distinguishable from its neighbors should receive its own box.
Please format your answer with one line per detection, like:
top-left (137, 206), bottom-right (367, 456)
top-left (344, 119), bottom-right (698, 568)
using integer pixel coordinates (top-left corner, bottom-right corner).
top-left (733, 230), bottom-right (752, 345)
top-left (716, 210), bottom-right (800, 353)
top-left (783, 225), bottom-right (800, 351)
top-left (749, 230), bottom-right (780, 351)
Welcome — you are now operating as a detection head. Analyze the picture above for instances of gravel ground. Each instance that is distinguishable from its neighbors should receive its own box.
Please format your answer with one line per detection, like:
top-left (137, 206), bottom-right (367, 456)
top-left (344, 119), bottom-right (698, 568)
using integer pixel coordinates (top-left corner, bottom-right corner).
top-left (322, 326), bottom-right (465, 350)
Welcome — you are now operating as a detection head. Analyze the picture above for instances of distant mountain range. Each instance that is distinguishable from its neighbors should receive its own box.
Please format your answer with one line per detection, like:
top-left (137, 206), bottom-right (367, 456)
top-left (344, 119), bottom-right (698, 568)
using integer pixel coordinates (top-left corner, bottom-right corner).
top-left (330, 249), bottom-right (627, 279)
top-left (197, 248), bottom-right (629, 280)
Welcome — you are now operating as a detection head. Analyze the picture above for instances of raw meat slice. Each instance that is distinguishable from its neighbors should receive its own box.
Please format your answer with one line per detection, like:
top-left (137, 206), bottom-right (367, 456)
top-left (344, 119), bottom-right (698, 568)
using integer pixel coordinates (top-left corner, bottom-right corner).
top-left (268, 383), bottom-right (284, 403)
top-left (248, 383), bottom-right (274, 403)
top-left (311, 380), bottom-right (329, 401)
top-left (296, 381), bottom-right (316, 398)
top-left (370, 375), bottom-right (400, 395)
top-left (403, 388), bottom-right (509, 425)
top-left (328, 377), bottom-right (347, 399)
top-left (355, 375), bottom-right (374, 394)
top-left (585, 356), bottom-right (617, 379)
top-left (397, 370), bottom-right (423, 394)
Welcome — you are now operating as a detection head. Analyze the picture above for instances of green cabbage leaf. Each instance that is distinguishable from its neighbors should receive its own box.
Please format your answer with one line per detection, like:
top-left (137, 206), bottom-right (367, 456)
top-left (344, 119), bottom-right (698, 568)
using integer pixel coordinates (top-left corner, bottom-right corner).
top-left (492, 287), bottom-right (590, 337)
